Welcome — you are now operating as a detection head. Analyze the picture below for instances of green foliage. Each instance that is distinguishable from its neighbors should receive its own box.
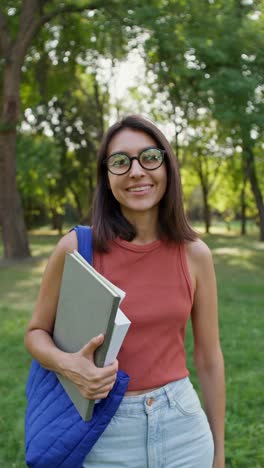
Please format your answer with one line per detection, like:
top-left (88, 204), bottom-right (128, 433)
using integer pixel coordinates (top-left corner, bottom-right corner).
top-left (16, 134), bottom-right (61, 226)
top-left (136, 0), bottom-right (264, 236)
top-left (2, 1), bottom-right (128, 229)
top-left (140, 0), bottom-right (264, 127)
top-left (17, 66), bottom-right (110, 228)
top-left (2, 0), bottom-right (264, 242)
top-left (17, 2), bottom-right (130, 111)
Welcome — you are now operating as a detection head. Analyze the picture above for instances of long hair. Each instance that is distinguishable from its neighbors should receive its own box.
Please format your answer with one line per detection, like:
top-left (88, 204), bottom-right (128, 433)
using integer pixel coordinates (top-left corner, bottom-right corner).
top-left (91, 115), bottom-right (197, 251)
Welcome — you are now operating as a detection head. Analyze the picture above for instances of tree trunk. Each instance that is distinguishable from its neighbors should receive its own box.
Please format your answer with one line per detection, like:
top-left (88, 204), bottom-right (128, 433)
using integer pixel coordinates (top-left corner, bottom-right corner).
top-left (202, 188), bottom-right (211, 234)
top-left (196, 156), bottom-right (211, 234)
top-left (240, 162), bottom-right (247, 236)
top-left (242, 141), bottom-right (264, 241)
top-left (0, 65), bottom-right (31, 258)
top-left (240, 185), bottom-right (247, 236)
top-left (70, 188), bottom-right (84, 223)
top-left (50, 209), bottom-right (63, 235)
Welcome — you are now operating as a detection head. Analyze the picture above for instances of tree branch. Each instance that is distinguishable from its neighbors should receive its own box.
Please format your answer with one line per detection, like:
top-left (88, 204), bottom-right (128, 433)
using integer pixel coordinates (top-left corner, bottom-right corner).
top-left (40, 0), bottom-right (125, 24)
top-left (0, 10), bottom-right (11, 58)
top-left (13, 0), bottom-right (102, 68)
top-left (39, 1), bottom-right (101, 25)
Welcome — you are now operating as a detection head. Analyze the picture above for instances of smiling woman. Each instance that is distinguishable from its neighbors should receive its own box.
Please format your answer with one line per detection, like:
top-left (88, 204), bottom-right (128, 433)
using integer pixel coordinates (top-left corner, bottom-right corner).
top-left (105, 128), bottom-right (167, 229)
top-left (25, 115), bottom-right (225, 468)
top-left (92, 115), bottom-right (196, 250)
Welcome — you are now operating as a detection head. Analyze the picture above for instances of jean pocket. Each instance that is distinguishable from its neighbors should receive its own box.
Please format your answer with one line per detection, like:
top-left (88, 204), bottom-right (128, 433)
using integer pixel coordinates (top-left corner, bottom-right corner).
top-left (174, 381), bottom-right (202, 416)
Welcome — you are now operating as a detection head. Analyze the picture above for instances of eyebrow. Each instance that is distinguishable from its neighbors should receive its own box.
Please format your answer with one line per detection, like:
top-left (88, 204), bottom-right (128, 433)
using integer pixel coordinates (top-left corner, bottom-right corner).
top-left (108, 146), bottom-right (160, 157)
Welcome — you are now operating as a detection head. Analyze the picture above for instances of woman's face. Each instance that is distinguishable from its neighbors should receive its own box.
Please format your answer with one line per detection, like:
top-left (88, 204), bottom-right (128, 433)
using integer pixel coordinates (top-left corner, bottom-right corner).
top-left (106, 128), bottom-right (167, 220)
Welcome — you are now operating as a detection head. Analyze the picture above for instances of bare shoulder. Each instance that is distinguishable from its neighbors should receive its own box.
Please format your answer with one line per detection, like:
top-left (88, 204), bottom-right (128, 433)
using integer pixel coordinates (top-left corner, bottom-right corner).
top-left (55, 229), bottom-right (78, 256)
top-left (186, 238), bottom-right (212, 261)
top-left (44, 229), bottom-right (78, 276)
top-left (185, 238), bottom-right (214, 281)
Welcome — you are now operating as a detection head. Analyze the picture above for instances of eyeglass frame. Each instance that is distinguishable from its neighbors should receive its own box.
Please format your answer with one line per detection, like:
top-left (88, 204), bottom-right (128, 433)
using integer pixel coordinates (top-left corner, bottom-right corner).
top-left (103, 147), bottom-right (166, 175)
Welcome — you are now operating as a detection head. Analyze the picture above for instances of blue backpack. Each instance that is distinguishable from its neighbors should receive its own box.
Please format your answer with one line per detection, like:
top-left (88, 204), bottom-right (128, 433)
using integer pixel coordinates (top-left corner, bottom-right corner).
top-left (25, 226), bottom-right (130, 468)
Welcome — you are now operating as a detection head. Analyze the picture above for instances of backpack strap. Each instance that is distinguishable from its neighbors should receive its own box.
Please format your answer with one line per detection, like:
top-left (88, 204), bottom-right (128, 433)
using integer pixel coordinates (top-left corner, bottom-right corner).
top-left (70, 225), bottom-right (93, 265)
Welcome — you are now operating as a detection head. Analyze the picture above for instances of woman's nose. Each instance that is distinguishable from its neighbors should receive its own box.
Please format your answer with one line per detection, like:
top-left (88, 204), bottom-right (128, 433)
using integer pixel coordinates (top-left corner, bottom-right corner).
top-left (128, 158), bottom-right (145, 177)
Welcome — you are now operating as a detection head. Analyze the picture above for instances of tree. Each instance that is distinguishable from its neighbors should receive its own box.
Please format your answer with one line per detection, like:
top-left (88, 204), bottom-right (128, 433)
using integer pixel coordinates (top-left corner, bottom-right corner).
top-left (178, 115), bottom-right (226, 232)
top-left (192, 0), bottom-right (264, 239)
top-left (16, 133), bottom-right (61, 228)
top-left (140, 0), bottom-right (264, 239)
top-left (0, 0), bottom-right (128, 258)
top-left (28, 69), bottom-right (110, 230)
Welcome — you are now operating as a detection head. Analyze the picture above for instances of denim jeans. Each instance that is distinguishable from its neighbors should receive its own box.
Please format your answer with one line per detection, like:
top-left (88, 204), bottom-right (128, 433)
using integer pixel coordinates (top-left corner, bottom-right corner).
top-left (83, 377), bottom-right (214, 467)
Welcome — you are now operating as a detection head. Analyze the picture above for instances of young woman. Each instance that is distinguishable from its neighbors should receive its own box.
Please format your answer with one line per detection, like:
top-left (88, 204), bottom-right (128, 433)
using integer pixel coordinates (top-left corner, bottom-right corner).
top-left (25, 115), bottom-right (225, 467)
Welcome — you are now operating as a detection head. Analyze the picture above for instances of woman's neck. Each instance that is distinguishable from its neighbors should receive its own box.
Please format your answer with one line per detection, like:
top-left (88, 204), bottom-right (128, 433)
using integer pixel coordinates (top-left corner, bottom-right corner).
top-left (121, 209), bottom-right (160, 245)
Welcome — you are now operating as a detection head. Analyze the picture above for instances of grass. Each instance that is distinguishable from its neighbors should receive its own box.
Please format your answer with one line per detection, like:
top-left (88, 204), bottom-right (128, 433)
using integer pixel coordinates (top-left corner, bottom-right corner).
top-left (0, 231), bottom-right (60, 468)
top-left (0, 225), bottom-right (263, 467)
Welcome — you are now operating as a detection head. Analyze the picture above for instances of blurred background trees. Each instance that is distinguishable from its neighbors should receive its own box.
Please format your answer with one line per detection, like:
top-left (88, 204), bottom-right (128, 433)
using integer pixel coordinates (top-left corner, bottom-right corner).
top-left (1, 0), bottom-right (263, 258)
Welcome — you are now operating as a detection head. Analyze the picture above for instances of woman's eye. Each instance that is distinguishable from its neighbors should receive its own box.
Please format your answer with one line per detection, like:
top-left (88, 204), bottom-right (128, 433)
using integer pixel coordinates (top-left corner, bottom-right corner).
top-left (112, 156), bottom-right (128, 166)
top-left (143, 154), bottom-right (156, 161)
top-left (142, 151), bottom-right (160, 162)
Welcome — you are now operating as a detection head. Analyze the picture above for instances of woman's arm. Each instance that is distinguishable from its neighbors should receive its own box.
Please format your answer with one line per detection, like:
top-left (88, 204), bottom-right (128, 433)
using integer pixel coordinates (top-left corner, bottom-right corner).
top-left (24, 231), bottom-right (118, 400)
top-left (186, 239), bottom-right (225, 468)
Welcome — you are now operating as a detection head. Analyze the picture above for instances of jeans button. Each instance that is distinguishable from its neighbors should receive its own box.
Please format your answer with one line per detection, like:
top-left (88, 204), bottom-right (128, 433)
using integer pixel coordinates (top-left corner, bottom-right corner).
top-left (146, 397), bottom-right (155, 406)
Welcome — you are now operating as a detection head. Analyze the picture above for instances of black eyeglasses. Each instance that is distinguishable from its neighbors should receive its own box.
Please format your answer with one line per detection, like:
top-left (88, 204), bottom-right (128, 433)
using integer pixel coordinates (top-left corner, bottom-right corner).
top-left (104, 147), bottom-right (166, 175)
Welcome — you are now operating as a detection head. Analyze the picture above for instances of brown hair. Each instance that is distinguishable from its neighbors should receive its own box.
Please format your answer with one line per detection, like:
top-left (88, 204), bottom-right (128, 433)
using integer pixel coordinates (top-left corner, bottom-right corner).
top-left (91, 114), bottom-right (196, 251)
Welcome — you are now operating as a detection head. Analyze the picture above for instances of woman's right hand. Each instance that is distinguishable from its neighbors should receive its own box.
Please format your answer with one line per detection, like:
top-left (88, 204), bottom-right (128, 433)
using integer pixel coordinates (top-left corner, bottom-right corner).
top-left (62, 334), bottom-right (118, 400)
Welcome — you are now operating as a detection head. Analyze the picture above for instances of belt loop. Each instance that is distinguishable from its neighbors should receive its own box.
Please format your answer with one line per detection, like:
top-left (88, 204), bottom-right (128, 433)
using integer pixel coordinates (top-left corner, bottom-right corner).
top-left (164, 383), bottom-right (176, 409)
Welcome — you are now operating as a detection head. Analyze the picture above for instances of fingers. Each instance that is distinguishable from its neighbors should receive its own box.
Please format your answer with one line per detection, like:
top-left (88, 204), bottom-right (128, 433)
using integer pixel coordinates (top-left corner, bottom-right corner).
top-left (80, 336), bottom-right (119, 376)
top-left (70, 337), bottom-right (119, 400)
top-left (79, 375), bottom-right (116, 400)
top-left (87, 365), bottom-right (117, 392)
top-left (80, 334), bottom-right (104, 361)
top-left (79, 359), bottom-right (118, 399)
top-left (92, 373), bottom-right (117, 390)
top-left (101, 358), bottom-right (119, 376)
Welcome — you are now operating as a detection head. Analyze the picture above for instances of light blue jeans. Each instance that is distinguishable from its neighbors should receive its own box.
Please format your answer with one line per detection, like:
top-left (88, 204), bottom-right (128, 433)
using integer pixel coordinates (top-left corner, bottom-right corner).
top-left (83, 377), bottom-right (214, 467)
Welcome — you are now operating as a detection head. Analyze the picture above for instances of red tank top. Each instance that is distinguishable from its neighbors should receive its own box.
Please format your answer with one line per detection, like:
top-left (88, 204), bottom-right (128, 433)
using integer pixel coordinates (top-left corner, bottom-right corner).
top-left (93, 238), bottom-right (194, 391)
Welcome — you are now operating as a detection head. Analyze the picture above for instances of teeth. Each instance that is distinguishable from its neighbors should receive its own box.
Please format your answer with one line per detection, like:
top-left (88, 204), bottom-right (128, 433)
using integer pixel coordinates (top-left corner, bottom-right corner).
top-left (128, 186), bottom-right (151, 192)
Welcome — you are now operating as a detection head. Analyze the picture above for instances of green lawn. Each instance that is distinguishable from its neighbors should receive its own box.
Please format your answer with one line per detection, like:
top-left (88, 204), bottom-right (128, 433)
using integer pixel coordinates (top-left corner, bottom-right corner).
top-left (0, 227), bottom-right (263, 467)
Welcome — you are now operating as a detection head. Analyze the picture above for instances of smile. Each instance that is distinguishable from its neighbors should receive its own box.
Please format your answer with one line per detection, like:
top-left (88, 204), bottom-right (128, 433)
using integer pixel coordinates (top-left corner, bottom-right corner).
top-left (127, 185), bottom-right (153, 193)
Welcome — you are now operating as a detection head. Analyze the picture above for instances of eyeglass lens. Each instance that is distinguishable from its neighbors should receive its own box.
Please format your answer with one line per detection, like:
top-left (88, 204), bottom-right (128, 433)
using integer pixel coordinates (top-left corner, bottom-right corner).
top-left (107, 148), bottom-right (164, 174)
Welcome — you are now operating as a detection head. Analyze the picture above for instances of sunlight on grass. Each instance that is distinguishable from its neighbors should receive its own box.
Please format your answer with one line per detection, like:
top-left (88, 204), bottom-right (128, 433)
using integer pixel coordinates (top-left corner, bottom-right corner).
top-left (0, 259), bottom-right (47, 311)
top-left (194, 220), bottom-right (259, 237)
top-left (213, 246), bottom-right (253, 255)
top-left (212, 246), bottom-right (263, 271)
